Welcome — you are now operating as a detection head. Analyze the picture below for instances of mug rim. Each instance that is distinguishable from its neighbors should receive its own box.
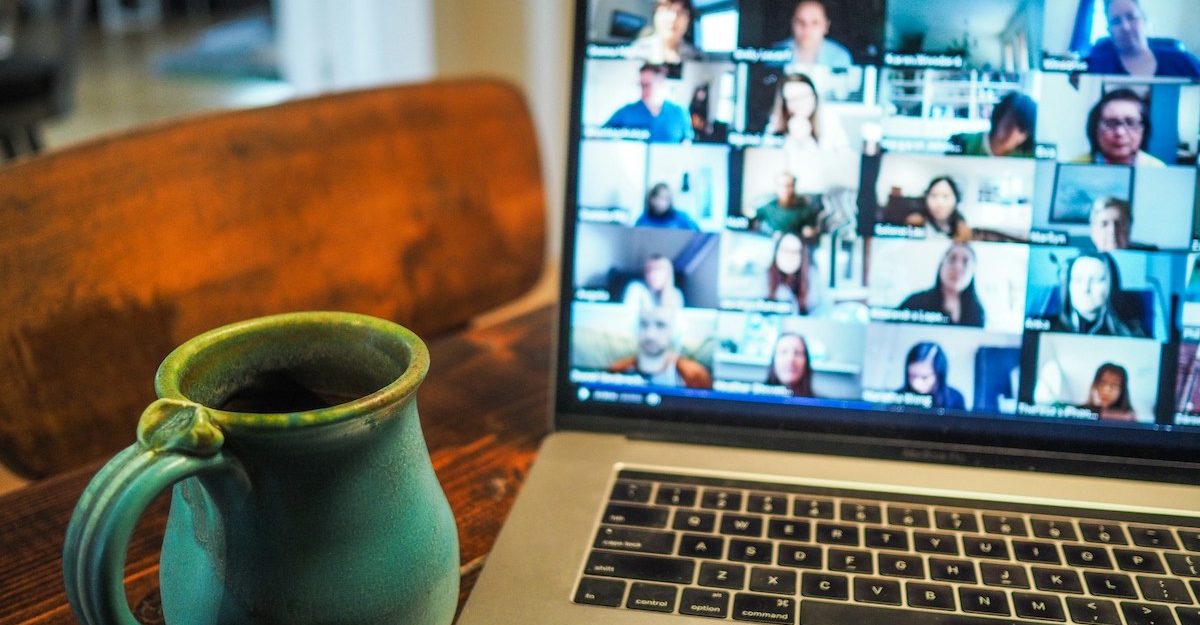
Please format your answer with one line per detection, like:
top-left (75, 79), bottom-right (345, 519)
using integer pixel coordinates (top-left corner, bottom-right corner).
top-left (155, 311), bottom-right (429, 430)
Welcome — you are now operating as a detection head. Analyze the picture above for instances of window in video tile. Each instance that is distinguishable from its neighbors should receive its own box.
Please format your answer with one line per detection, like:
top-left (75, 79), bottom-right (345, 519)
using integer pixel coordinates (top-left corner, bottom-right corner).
top-left (1041, 0), bottom-right (1200, 78)
top-left (712, 311), bottom-right (866, 400)
top-left (860, 323), bottom-right (1022, 413)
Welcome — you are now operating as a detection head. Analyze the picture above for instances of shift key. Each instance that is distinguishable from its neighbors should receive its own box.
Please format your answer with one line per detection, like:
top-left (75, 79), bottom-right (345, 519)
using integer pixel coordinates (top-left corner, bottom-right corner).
top-left (585, 550), bottom-right (695, 584)
top-left (603, 503), bottom-right (669, 528)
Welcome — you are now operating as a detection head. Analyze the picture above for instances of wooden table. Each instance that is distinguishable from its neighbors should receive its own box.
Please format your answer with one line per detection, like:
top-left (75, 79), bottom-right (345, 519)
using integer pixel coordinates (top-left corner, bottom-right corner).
top-left (0, 305), bottom-right (554, 625)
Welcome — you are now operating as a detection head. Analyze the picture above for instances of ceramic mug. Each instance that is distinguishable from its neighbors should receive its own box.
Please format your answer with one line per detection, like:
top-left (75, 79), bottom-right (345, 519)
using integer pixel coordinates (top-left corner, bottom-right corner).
top-left (63, 312), bottom-right (459, 625)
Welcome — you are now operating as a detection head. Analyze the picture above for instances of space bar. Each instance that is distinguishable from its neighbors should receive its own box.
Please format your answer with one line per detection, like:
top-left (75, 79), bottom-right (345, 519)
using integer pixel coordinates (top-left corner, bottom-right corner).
top-left (802, 602), bottom-right (1041, 625)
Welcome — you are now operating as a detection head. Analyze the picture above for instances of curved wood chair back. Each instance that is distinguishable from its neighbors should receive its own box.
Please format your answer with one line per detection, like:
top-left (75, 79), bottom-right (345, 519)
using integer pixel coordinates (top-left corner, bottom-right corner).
top-left (0, 79), bottom-right (545, 478)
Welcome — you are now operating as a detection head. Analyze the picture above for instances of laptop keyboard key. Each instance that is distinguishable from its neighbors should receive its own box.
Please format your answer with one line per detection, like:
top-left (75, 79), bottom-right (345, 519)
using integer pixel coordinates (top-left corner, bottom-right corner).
top-left (595, 526), bottom-right (675, 554)
top-left (865, 528), bottom-right (910, 551)
top-left (679, 588), bottom-right (730, 619)
top-left (729, 539), bottom-right (772, 564)
top-left (802, 572), bottom-right (849, 600)
top-left (887, 506), bottom-right (930, 529)
top-left (878, 553), bottom-right (924, 578)
top-left (914, 531), bottom-right (959, 555)
top-left (1064, 544), bottom-right (1113, 569)
top-left (777, 543), bottom-right (822, 569)
top-left (679, 534), bottom-right (725, 559)
top-left (656, 485), bottom-right (697, 507)
top-left (1167, 553), bottom-right (1200, 578)
top-left (907, 582), bottom-right (956, 610)
top-left (828, 548), bottom-right (873, 574)
top-left (935, 509), bottom-right (980, 532)
top-left (982, 562), bottom-right (1031, 588)
top-left (626, 582), bottom-right (676, 613)
top-left (673, 510), bottom-right (716, 533)
top-left (747, 493), bottom-right (787, 515)
top-left (721, 514), bottom-right (764, 537)
top-left (855, 577), bottom-right (902, 605)
top-left (1181, 531), bottom-right (1200, 553)
top-left (1067, 597), bottom-right (1121, 624)
top-left (574, 577), bottom-right (626, 607)
top-left (1033, 567), bottom-right (1085, 594)
top-left (929, 557), bottom-right (977, 583)
top-left (1121, 602), bottom-right (1178, 625)
top-left (816, 523), bottom-right (860, 546)
top-left (1136, 576), bottom-right (1194, 604)
top-left (698, 562), bottom-right (746, 590)
top-left (611, 481), bottom-right (652, 503)
top-left (604, 503), bottom-right (668, 528)
top-left (1084, 572), bottom-right (1138, 598)
top-left (584, 551), bottom-right (695, 584)
top-left (1013, 592), bottom-right (1066, 621)
top-left (1115, 548), bottom-right (1165, 573)
top-left (1178, 607), bottom-right (1200, 625)
top-left (1032, 518), bottom-right (1079, 542)
top-left (960, 587), bottom-right (1011, 616)
top-left (749, 567), bottom-right (797, 595)
top-left (964, 536), bottom-right (1010, 559)
top-left (1080, 523), bottom-right (1128, 546)
top-left (842, 502), bottom-right (882, 524)
top-left (732, 593), bottom-right (795, 624)
top-left (1129, 527), bottom-right (1179, 550)
top-left (702, 489), bottom-right (743, 511)
top-left (1015, 540), bottom-right (1062, 564)
top-left (983, 514), bottom-right (1028, 537)
top-left (768, 518), bottom-right (811, 541)
top-left (794, 497), bottom-right (834, 519)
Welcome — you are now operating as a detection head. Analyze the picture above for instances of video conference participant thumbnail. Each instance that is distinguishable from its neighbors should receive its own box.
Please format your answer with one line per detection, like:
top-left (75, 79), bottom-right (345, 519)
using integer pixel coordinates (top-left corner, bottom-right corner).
top-left (718, 230), bottom-right (862, 317)
top-left (1173, 334), bottom-right (1200, 426)
top-left (712, 311), bottom-right (866, 400)
top-left (586, 0), bottom-right (740, 64)
top-left (1030, 161), bottom-right (1196, 251)
top-left (882, 0), bottom-right (1044, 71)
top-left (569, 301), bottom-right (718, 390)
top-left (572, 222), bottom-right (721, 309)
top-left (1023, 332), bottom-right (1161, 424)
top-left (581, 59), bottom-right (737, 144)
top-left (736, 147), bottom-right (862, 232)
top-left (861, 154), bottom-right (1036, 242)
top-left (1041, 0), bottom-right (1200, 77)
top-left (860, 323), bottom-right (1022, 413)
top-left (735, 0), bottom-right (884, 67)
top-left (1037, 75), bottom-right (1199, 166)
top-left (1023, 247), bottom-right (1186, 341)
top-left (868, 239), bottom-right (1030, 334)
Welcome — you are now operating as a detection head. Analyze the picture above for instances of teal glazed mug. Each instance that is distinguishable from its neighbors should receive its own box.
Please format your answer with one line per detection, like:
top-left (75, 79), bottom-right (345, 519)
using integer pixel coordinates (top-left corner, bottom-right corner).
top-left (63, 312), bottom-right (459, 625)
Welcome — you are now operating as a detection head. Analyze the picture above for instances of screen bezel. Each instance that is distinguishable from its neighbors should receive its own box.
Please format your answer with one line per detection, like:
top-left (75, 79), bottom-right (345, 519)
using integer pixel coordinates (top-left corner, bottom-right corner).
top-left (554, 0), bottom-right (1200, 483)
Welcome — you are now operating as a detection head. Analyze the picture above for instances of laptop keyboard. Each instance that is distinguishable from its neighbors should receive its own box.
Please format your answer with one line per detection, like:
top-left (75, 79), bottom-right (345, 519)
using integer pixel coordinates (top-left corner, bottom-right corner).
top-left (572, 470), bottom-right (1200, 624)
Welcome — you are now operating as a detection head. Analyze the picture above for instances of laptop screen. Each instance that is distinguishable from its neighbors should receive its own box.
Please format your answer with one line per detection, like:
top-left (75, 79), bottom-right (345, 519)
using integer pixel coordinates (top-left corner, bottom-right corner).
top-left (557, 0), bottom-right (1200, 466)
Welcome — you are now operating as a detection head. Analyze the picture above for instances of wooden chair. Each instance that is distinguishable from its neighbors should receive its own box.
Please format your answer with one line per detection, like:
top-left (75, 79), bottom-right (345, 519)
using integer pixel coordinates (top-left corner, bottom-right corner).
top-left (0, 79), bottom-right (545, 479)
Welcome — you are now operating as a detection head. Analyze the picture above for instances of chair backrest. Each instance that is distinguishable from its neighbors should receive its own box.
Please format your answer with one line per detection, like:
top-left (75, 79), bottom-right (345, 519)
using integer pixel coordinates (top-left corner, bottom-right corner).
top-left (0, 80), bottom-right (545, 478)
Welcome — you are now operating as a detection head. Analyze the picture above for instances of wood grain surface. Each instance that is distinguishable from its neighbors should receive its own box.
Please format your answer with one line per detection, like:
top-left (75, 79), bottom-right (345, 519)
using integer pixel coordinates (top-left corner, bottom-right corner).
top-left (0, 79), bottom-right (545, 478)
top-left (0, 304), bottom-right (554, 625)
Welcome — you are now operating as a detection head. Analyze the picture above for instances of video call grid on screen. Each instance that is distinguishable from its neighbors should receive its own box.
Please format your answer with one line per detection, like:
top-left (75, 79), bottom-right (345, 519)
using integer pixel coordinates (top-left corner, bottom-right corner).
top-left (568, 0), bottom-right (1200, 433)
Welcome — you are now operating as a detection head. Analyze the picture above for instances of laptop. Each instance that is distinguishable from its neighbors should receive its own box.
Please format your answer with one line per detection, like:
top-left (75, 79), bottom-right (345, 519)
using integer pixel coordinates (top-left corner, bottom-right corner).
top-left (459, 1), bottom-right (1200, 623)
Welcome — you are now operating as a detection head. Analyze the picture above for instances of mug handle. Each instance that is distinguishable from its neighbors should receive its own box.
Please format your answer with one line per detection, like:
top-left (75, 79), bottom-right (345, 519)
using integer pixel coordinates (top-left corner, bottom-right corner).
top-left (63, 398), bottom-right (242, 625)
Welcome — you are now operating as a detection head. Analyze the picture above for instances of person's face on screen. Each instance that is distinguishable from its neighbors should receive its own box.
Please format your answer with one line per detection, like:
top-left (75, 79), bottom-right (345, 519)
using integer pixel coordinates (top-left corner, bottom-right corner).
top-left (1091, 370), bottom-right (1125, 408)
top-left (773, 335), bottom-right (808, 386)
top-left (653, 0), bottom-right (691, 42)
top-left (991, 112), bottom-right (1030, 156)
top-left (774, 233), bottom-right (804, 275)
top-left (1097, 99), bottom-right (1145, 164)
top-left (791, 2), bottom-right (831, 52)
top-left (925, 180), bottom-right (958, 222)
top-left (645, 257), bottom-right (674, 292)
top-left (907, 359), bottom-right (938, 395)
top-left (1090, 205), bottom-right (1131, 251)
top-left (639, 69), bottom-right (667, 103)
top-left (649, 187), bottom-right (672, 215)
top-left (1106, 0), bottom-right (1149, 53)
top-left (1069, 256), bottom-right (1112, 319)
top-left (939, 245), bottom-right (975, 293)
top-left (776, 173), bottom-right (797, 202)
top-left (637, 307), bottom-right (674, 357)
top-left (783, 80), bottom-right (817, 122)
